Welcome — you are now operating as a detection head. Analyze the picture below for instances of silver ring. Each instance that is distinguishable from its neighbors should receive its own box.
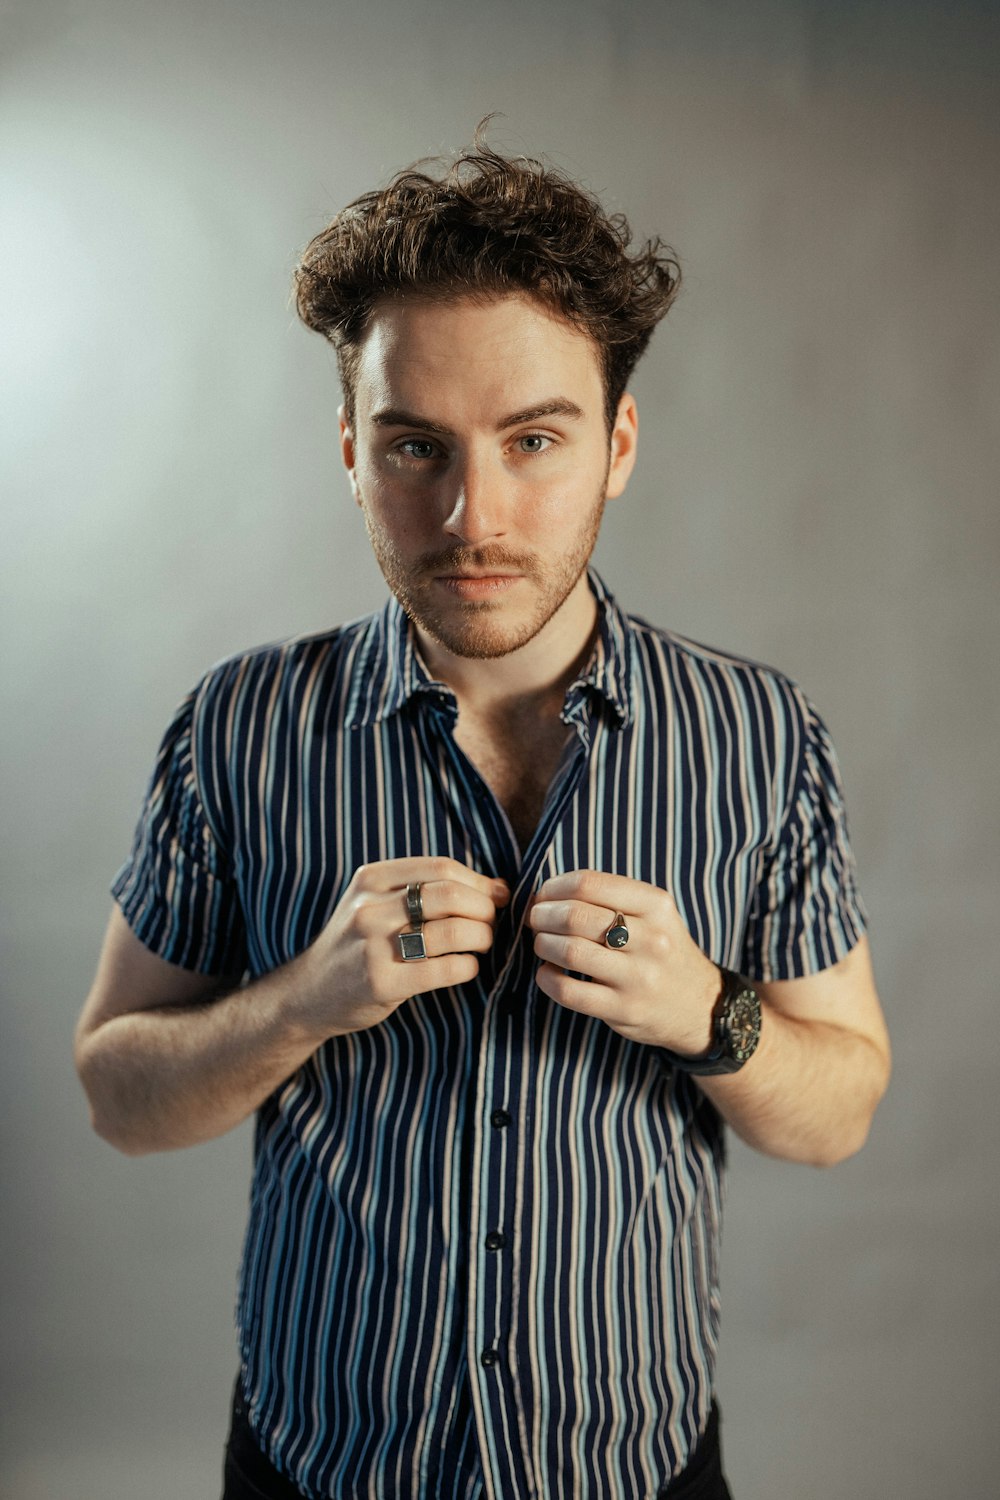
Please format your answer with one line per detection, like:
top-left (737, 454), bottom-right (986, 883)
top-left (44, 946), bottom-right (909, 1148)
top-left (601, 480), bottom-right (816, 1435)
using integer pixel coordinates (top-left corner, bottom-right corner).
top-left (405, 882), bottom-right (424, 926)
top-left (398, 927), bottom-right (427, 961)
top-left (605, 912), bottom-right (629, 949)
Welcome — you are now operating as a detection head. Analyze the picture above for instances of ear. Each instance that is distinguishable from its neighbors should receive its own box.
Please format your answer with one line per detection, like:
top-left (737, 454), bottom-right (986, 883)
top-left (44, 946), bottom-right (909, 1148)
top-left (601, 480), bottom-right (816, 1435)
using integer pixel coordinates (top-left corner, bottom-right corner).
top-left (605, 393), bottom-right (638, 500)
top-left (338, 404), bottom-right (360, 502)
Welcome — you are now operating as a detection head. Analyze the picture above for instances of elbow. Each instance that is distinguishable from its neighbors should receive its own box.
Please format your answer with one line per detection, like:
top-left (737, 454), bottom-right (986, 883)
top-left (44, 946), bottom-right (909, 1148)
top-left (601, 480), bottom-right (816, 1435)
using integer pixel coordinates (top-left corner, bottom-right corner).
top-left (86, 1100), bottom-right (156, 1157)
top-left (808, 1050), bottom-right (892, 1169)
top-left (74, 1033), bottom-right (155, 1157)
top-left (807, 1119), bottom-right (873, 1169)
top-left (90, 1114), bottom-right (153, 1157)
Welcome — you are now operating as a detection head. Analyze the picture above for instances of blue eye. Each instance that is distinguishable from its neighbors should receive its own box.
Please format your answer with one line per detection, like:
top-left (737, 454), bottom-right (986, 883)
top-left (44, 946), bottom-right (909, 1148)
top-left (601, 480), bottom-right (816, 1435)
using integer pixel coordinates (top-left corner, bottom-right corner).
top-left (517, 434), bottom-right (552, 454)
top-left (398, 439), bottom-right (438, 460)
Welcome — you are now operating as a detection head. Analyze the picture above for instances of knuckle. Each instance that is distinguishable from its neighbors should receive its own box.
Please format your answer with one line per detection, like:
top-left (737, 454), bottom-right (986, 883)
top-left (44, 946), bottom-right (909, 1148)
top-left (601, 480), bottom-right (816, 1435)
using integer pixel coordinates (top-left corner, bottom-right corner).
top-left (563, 936), bottom-right (590, 971)
top-left (439, 953), bottom-right (478, 985)
top-left (542, 966), bottom-right (568, 1002)
top-left (436, 918), bottom-right (462, 951)
top-left (649, 929), bottom-right (671, 961)
top-left (437, 878), bottom-right (461, 909)
top-left (352, 897), bottom-right (380, 936)
top-left (567, 903), bottom-right (591, 936)
top-left (474, 923), bottom-right (494, 952)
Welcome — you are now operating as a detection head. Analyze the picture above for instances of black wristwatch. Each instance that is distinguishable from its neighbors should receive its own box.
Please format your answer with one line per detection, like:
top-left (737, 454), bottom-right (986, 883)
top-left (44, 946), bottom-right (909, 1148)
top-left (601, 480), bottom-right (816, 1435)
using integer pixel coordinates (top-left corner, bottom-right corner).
top-left (667, 969), bottom-right (762, 1076)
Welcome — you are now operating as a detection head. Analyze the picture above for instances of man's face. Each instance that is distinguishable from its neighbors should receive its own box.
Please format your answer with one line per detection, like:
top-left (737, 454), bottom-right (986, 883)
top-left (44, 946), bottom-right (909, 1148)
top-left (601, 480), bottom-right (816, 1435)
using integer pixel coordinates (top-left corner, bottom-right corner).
top-left (339, 293), bottom-right (637, 662)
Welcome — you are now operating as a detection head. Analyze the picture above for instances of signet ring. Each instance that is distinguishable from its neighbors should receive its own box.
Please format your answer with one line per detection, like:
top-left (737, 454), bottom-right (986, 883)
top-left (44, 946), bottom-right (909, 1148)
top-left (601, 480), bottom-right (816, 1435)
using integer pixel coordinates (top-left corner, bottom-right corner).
top-left (605, 913), bottom-right (630, 949)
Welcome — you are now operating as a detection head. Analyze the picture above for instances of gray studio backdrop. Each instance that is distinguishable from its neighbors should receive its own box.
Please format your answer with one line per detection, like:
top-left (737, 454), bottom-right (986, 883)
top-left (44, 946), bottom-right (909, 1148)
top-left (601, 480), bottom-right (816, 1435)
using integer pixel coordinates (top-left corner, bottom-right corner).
top-left (2, 2), bottom-right (997, 1496)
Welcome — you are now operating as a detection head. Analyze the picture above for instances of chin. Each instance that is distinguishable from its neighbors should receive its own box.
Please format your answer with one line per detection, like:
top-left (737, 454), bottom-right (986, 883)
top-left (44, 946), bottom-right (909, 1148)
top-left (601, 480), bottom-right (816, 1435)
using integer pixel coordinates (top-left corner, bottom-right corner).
top-left (414, 611), bottom-right (540, 660)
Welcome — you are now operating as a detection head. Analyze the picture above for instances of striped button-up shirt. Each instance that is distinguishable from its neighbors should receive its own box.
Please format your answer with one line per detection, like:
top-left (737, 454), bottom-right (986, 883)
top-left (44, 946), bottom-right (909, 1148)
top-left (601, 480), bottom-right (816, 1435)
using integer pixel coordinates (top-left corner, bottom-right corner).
top-left (114, 572), bottom-right (865, 1499)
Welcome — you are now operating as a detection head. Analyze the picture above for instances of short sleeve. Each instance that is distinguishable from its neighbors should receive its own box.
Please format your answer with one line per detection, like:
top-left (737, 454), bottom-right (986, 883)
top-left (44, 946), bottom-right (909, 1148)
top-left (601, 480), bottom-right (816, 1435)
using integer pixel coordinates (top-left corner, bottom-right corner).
top-left (111, 687), bottom-right (247, 975)
top-left (740, 698), bottom-right (867, 982)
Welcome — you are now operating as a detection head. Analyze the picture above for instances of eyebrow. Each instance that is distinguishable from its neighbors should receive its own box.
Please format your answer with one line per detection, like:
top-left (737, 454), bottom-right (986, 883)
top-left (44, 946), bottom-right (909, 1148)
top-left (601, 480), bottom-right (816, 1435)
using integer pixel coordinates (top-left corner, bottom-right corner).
top-left (370, 398), bottom-right (586, 436)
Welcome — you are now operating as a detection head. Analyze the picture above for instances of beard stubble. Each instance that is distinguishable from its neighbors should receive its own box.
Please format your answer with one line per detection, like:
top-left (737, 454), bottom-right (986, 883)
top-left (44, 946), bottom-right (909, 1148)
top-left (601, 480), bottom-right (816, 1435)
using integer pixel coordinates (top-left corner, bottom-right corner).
top-left (357, 482), bottom-right (607, 660)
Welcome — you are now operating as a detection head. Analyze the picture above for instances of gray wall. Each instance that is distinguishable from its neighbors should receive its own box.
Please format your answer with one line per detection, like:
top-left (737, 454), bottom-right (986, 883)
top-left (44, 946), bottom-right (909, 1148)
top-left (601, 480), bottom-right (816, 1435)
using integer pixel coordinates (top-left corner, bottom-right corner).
top-left (2, 1), bottom-right (997, 1495)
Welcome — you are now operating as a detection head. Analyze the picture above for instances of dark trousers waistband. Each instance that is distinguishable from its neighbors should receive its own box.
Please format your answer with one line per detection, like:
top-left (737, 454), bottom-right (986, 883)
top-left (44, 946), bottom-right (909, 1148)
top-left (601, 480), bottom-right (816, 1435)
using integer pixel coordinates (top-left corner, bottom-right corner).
top-left (222, 1381), bottom-right (732, 1499)
top-left (224, 1384), bottom-right (303, 1500)
top-left (658, 1403), bottom-right (732, 1499)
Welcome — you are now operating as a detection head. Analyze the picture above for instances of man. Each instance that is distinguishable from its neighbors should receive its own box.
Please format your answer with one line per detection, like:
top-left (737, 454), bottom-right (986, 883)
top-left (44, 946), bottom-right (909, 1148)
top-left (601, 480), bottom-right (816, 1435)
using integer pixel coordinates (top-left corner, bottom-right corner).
top-left (75, 136), bottom-right (890, 1500)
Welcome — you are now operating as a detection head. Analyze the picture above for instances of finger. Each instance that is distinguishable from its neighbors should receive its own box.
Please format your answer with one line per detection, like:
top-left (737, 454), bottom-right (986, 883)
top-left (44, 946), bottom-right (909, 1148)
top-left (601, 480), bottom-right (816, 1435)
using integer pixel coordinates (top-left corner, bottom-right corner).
top-left (535, 962), bottom-right (621, 1017)
top-left (528, 898), bottom-right (619, 942)
top-left (407, 878), bottom-right (505, 926)
top-left (534, 869), bottom-right (658, 914)
top-left (421, 917), bottom-right (495, 958)
top-left (393, 952), bottom-right (482, 995)
top-left (357, 856), bottom-right (509, 904)
top-left (532, 930), bottom-right (625, 985)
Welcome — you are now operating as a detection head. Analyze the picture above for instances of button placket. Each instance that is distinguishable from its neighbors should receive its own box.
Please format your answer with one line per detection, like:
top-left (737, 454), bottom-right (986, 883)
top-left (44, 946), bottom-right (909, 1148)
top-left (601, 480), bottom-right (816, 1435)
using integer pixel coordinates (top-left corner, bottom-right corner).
top-left (465, 705), bottom-right (595, 1492)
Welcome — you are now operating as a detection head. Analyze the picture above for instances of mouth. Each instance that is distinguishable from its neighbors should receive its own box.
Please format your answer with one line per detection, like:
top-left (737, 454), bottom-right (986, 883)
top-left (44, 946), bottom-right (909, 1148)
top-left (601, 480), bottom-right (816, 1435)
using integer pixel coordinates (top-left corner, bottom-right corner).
top-left (434, 572), bottom-right (524, 599)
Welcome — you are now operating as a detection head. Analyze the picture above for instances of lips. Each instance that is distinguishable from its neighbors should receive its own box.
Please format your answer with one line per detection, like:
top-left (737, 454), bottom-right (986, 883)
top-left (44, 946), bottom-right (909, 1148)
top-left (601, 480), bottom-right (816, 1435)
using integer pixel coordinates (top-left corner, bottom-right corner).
top-left (434, 573), bottom-right (523, 598)
top-left (438, 571), bottom-right (521, 581)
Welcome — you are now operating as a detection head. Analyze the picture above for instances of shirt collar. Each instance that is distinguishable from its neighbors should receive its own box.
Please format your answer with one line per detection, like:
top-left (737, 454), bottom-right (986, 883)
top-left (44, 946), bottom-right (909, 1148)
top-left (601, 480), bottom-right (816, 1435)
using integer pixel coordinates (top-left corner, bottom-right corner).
top-left (567, 569), bottom-right (635, 728)
top-left (345, 567), bottom-right (635, 730)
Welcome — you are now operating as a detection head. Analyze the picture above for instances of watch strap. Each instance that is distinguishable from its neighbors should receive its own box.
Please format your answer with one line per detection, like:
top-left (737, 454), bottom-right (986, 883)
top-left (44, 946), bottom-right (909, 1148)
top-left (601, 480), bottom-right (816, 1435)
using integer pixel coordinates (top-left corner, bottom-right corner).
top-left (664, 969), bottom-right (762, 1077)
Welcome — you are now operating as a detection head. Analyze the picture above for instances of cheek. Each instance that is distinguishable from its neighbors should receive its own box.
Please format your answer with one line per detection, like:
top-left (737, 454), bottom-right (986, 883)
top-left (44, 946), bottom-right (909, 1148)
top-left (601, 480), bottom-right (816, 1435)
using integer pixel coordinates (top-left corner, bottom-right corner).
top-left (359, 482), bottom-right (429, 549)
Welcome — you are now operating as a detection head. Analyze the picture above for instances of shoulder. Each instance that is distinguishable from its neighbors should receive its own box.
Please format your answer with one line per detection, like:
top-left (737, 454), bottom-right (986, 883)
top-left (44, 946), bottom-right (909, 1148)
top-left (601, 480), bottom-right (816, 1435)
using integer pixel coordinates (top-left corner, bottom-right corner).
top-left (173, 615), bottom-right (379, 832)
top-left (625, 612), bottom-right (813, 724)
top-left (189, 614), bottom-right (375, 720)
top-left (619, 613), bottom-right (843, 816)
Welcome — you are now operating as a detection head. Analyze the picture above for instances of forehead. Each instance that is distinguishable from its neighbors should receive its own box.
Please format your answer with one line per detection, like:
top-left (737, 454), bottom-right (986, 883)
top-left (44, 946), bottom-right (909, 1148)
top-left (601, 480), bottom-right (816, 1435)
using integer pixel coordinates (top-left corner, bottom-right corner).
top-left (351, 292), bottom-right (604, 418)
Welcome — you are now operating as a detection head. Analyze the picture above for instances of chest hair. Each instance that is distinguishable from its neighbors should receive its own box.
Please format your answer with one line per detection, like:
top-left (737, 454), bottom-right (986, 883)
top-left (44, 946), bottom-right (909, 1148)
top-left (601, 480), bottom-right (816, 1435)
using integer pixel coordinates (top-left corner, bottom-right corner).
top-left (453, 712), bottom-right (572, 855)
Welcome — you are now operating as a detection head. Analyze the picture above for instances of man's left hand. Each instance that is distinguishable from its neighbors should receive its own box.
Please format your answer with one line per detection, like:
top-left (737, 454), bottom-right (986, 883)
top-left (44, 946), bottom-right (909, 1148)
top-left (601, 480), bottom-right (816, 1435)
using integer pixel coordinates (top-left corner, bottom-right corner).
top-left (528, 870), bottom-right (722, 1055)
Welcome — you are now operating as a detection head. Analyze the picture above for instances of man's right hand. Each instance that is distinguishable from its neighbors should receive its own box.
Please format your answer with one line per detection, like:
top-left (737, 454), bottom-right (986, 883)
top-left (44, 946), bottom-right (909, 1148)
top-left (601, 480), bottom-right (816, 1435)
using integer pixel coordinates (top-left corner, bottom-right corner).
top-left (294, 857), bottom-right (510, 1042)
top-left (75, 858), bottom-right (509, 1155)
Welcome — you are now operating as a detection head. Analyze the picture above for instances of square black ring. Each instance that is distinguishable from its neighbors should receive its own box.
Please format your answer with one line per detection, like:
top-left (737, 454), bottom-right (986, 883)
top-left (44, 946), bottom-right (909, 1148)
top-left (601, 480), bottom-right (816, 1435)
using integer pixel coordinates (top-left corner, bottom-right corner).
top-left (398, 928), bottom-right (428, 961)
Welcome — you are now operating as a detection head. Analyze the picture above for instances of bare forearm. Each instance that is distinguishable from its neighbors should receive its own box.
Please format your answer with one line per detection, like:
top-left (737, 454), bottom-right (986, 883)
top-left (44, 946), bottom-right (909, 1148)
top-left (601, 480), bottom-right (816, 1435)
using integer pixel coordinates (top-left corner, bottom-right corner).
top-left (697, 1009), bottom-right (890, 1167)
top-left (76, 953), bottom-right (328, 1155)
top-left (529, 876), bottom-right (890, 1169)
top-left (77, 859), bottom-right (504, 1156)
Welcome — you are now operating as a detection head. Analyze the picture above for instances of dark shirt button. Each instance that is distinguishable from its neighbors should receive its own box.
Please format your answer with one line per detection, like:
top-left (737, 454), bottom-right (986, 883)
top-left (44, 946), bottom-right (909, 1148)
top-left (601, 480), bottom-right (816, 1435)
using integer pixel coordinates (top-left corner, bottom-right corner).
top-left (490, 1109), bottom-right (512, 1129)
top-left (480, 1348), bottom-right (499, 1368)
top-left (485, 1230), bottom-right (506, 1252)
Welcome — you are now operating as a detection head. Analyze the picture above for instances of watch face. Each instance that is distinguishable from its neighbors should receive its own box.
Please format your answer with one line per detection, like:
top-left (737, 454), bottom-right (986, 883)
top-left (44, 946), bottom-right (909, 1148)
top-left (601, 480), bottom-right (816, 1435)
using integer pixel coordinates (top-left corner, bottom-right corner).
top-left (725, 992), bottom-right (761, 1063)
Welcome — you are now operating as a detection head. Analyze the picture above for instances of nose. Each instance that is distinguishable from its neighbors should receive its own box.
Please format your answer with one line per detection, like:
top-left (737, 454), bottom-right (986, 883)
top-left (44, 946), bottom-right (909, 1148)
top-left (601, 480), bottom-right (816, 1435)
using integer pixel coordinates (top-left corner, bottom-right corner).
top-left (442, 454), bottom-right (508, 545)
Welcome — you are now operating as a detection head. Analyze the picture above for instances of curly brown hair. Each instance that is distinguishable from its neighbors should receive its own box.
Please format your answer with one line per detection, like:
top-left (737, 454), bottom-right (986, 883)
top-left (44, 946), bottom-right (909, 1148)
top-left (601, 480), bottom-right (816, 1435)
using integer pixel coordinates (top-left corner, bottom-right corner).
top-left (294, 129), bottom-right (681, 433)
